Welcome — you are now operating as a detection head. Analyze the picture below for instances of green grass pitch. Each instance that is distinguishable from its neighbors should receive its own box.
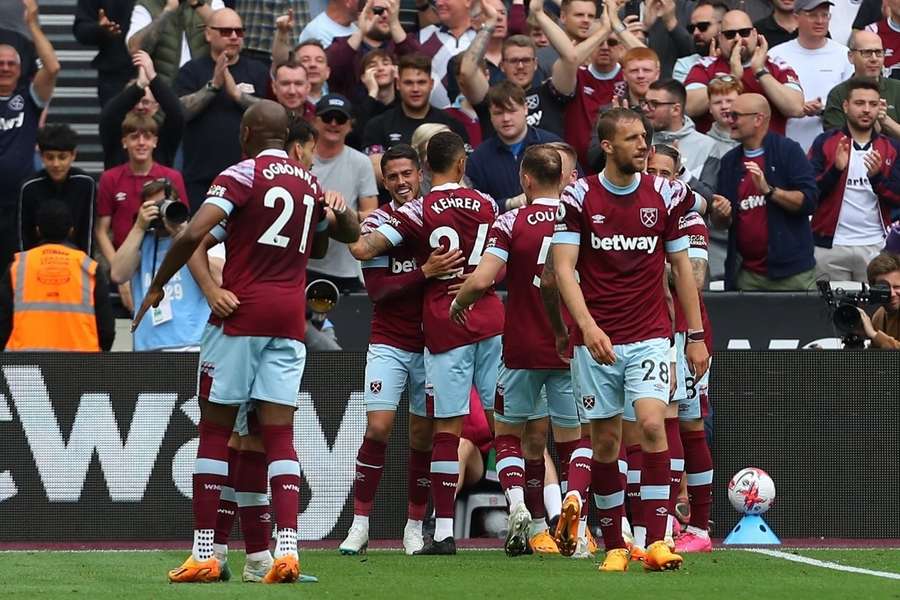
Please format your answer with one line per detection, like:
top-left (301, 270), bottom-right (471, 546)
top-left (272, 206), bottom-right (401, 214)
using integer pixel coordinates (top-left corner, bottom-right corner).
top-left (1, 549), bottom-right (899, 600)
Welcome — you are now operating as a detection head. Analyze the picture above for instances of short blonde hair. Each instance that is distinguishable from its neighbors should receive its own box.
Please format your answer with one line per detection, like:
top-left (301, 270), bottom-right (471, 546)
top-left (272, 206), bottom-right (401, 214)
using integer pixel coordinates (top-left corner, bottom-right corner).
top-left (411, 123), bottom-right (451, 162)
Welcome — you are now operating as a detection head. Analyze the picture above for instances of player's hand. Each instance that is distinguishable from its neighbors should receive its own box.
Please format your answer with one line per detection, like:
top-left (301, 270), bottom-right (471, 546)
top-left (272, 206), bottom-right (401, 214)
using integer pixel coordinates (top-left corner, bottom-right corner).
top-left (132, 51), bottom-right (157, 83)
top-left (583, 324), bottom-right (615, 365)
top-left (864, 148), bottom-right (883, 178)
top-left (132, 285), bottom-right (165, 332)
top-left (555, 332), bottom-right (570, 364)
top-left (743, 160), bottom-right (770, 195)
top-left (324, 190), bottom-right (348, 215)
top-left (276, 9), bottom-right (295, 34)
top-left (833, 135), bottom-right (850, 171)
top-left (685, 341), bottom-right (709, 379)
top-left (207, 287), bottom-right (240, 318)
top-left (711, 194), bottom-right (731, 220)
top-left (449, 299), bottom-right (469, 325)
top-left (98, 8), bottom-right (122, 36)
top-left (802, 97), bottom-right (823, 117)
top-left (119, 281), bottom-right (134, 313)
top-left (750, 34), bottom-right (768, 72)
top-left (728, 40), bottom-right (743, 79)
top-left (447, 271), bottom-right (470, 297)
top-left (422, 247), bottom-right (464, 279)
top-left (135, 200), bottom-right (160, 230)
top-left (212, 52), bottom-right (228, 88)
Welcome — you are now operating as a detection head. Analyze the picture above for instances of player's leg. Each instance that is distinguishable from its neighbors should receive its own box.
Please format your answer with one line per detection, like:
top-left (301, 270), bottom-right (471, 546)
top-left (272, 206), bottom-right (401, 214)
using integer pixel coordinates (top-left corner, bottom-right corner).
top-left (233, 429), bottom-right (273, 583)
top-left (544, 371), bottom-right (583, 555)
top-left (677, 358), bottom-right (713, 553)
top-left (666, 335), bottom-right (687, 545)
top-left (405, 353), bottom-right (432, 554)
top-left (622, 405), bottom-right (646, 557)
top-left (212, 432), bottom-right (240, 579)
top-left (627, 338), bottom-right (683, 571)
top-left (473, 334), bottom-right (503, 432)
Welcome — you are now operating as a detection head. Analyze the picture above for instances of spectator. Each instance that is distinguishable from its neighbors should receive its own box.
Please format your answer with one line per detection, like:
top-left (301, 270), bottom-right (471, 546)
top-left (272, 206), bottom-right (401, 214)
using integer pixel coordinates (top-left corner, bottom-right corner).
top-left (530, 23), bottom-right (549, 48)
top-left (95, 113), bottom-right (188, 312)
top-left (465, 81), bottom-right (562, 210)
top-left (473, 0), bottom-right (527, 83)
top-left (754, 0), bottom-right (799, 47)
top-left (416, 0), bottom-right (477, 108)
top-left (861, 0), bottom-right (900, 80)
top-left (768, 0), bottom-right (854, 152)
top-left (642, 0), bottom-right (696, 79)
top-left (674, 2), bottom-right (726, 82)
top-left (126, 0), bottom-right (226, 86)
top-left (0, 201), bottom-right (114, 352)
top-left (535, 0), bottom-right (597, 76)
top-left (858, 252), bottom-right (900, 347)
top-left (850, 0), bottom-right (882, 32)
top-left (272, 57), bottom-right (316, 120)
top-left (73, 0), bottom-right (135, 107)
top-left (299, 0), bottom-right (359, 48)
top-left (110, 179), bottom-right (210, 351)
top-left (356, 49), bottom-right (399, 123)
top-left (99, 50), bottom-right (184, 168)
top-left (308, 94), bottom-right (378, 291)
top-left (363, 54), bottom-right (470, 182)
top-left (0, 2), bottom-right (36, 80)
top-left (808, 79), bottom-right (900, 282)
top-left (645, 78), bottom-right (719, 199)
top-left (823, 31), bottom-right (900, 139)
top-left (296, 40), bottom-right (331, 103)
top-left (709, 93), bottom-right (818, 291)
top-left (326, 0), bottom-right (421, 101)
top-left (0, 0), bottom-right (59, 269)
top-left (236, 0), bottom-right (312, 66)
top-left (175, 8), bottom-right (269, 211)
top-left (685, 10), bottom-right (804, 135)
top-left (617, 47), bottom-right (662, 109)
top-left (444, 54), bottom-right (483, 147)
top-left (724, 0), bottom-right (772, 23)
top-left (18, 124), bottom-right (95, 254)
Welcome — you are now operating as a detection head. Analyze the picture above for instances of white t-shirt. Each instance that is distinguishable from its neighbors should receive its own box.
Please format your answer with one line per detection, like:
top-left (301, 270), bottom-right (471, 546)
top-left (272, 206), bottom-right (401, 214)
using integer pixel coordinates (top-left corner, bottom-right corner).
top-left (833, 141), bottom-right (887, 246)
top-left (126, 1), bottom-right (226, 68)
top-left (297, 13), bottom-right (358, 49)
top-left (829, 0), bottom-right (862, 46)
top-left (769, 38), bottom-right (854, 152)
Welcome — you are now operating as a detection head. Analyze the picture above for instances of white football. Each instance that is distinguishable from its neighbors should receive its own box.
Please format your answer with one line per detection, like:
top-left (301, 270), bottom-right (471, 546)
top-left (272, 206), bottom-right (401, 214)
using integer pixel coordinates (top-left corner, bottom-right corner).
top-left (727, 467), bottom-right (776, 515)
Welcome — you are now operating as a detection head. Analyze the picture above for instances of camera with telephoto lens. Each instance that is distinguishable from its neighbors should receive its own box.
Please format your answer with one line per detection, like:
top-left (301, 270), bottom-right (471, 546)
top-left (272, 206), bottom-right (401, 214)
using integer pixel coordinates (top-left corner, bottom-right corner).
top-left (817, 280), bottom-right (892, 347)
top-left (148, 180), bottom-right (189, 230)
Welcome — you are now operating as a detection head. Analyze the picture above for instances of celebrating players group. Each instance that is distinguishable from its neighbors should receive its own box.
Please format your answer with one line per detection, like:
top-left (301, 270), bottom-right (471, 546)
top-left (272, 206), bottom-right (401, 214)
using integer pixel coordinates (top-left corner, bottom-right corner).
top-left (136, 98), bottom-right (715, 583)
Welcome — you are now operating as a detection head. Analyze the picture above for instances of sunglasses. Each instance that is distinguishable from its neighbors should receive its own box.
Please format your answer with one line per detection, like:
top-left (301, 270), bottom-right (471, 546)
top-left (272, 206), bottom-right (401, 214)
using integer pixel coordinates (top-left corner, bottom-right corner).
top-left (210, 26), bottom-right (245, 37)
top-left (721, 28), bottom-right (753, 40)
top-left (687, 21), bottom-right (714, 33)
top-left (711, 74), bottom-right (738, 84)
top-left (727, 110), bottom-right (759, 120)
top-left (604, 38), bottom-right (620, 46)
top-left (320, 112), bottom-right (349, 124)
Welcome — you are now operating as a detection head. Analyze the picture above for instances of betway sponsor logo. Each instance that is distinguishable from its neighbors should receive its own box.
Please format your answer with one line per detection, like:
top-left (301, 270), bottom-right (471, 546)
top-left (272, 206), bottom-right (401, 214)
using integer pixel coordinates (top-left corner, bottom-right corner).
top-left (0, 112), bottom-right (24, 131)
top-left (739, 195), bottom-right (766, 211)
top-left (591, 233), bottom-right (658, 253)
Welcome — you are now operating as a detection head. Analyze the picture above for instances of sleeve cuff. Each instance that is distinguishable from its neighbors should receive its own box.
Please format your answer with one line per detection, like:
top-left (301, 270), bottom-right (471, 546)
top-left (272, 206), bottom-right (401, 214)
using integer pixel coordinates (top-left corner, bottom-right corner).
top-left (552, 231), bottom-right (581, 246)
top-left (685, 82), bottom-right (707, 91)
top-left (203, 197), bottom-right (235, 216)
top-left (665, 235), bottom-right (690, 253)
top-left (688, 246), bottom-right (708, 261)
top-left (376, 223), bottom-right (402, 246)
top-left (209, 223), bottom-right (227, 242)
top-left (484, 247), bottom-right (509, 262)
top-left (362, 256), bottom-right (390, 269)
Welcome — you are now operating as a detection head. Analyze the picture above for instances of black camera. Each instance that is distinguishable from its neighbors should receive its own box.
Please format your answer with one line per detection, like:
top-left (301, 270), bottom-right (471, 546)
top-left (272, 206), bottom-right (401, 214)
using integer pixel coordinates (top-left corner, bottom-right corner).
top-left (148, 179), bottom-right (189, 230)
top-left (817, 280), bottom-right (891, 347)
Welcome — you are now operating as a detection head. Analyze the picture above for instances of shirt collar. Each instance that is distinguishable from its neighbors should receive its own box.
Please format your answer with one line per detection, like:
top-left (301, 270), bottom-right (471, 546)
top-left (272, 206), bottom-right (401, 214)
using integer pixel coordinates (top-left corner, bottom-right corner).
top-left (532, 197), bottom-right (559, 206)
top-left (588, 63), bottom-right (620, 80)
top-left (431, 182), bottom-right (463, 191)
top-left (258, 149), bottom-right (289, 158)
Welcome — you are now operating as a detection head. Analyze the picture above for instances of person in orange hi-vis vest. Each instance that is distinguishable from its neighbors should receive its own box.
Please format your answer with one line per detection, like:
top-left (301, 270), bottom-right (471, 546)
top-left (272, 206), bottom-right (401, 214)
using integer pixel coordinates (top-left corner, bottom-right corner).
top-left (0, 200), bottom-right (115, 351)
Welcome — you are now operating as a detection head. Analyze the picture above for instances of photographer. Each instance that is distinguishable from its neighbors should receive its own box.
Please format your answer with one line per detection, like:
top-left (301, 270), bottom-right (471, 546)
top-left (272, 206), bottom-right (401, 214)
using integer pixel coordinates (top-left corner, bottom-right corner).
top-left (110, 179), bottom-right (209, 351)
top-left (858, 252), bottom-right (900, 349)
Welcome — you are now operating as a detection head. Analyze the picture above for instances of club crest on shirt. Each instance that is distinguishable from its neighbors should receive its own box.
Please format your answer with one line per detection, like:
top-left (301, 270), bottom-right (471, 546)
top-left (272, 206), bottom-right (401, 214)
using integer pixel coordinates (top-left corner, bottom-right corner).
top-left (525, 94), bottom-right (539, 110)
top-left (640, 207), bottom-right (658, 228)
top-left (369, 380), bottom-right (382, 394)
top-left (582, 395), bottom-right (595, 410)
top-left (8, 95), bottom-right (24, 111)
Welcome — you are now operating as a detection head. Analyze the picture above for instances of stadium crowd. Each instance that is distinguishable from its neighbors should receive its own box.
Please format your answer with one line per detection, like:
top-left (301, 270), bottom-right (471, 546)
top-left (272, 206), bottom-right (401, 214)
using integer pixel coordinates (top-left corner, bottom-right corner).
top-left (2, 0), bottom-right (900, 582)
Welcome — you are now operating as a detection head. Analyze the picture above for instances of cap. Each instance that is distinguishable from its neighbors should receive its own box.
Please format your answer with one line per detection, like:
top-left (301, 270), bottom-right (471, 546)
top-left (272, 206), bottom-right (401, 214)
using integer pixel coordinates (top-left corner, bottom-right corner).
top-left (315, 94), bottom-right (353, 118)
top-left (885, 221), bottom-right (900, 255)
top-left (793, 0), bottom-right (833, 12)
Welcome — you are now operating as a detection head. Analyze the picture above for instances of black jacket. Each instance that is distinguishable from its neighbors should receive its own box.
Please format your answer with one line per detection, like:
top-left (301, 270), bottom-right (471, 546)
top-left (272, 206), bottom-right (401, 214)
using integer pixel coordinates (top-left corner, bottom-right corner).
top-left (99, 78), bottom-right (184, 168)
top-left (73, 0), bottom-right (135, 74)
top-left (18, 168), bottom-right (96, 254)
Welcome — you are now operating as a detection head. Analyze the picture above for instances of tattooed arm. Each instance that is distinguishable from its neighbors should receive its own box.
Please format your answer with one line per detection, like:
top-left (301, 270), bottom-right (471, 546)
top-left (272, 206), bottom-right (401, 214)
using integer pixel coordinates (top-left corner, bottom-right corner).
top-left (127, 0), bottom-right (179, 54)
top-left (459, 1), bottom-right (498, 105)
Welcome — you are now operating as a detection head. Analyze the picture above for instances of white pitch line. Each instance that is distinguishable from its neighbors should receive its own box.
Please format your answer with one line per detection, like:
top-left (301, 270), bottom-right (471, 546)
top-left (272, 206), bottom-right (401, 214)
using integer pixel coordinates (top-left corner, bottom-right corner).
top-left (746, 548), bottom-right (900, 580)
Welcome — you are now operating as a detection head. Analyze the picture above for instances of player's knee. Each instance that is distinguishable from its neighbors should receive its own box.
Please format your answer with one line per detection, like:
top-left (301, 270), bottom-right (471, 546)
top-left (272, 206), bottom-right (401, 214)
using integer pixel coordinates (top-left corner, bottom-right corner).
top-left (592, 433), bottom-right (620, 461)
top-left (365, 421), bottom-right (393, 443)
top-left (638, 416), bottom-right (666, 446)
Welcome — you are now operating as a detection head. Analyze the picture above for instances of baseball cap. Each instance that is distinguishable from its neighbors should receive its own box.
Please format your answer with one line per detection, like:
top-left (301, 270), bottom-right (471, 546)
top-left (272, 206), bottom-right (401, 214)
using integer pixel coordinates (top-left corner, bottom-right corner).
top-left (884, 221), bottom-right (900, 255)
top-left (315, 94), bottom-right (353, 119)
top-left (794, 0), bottom-right (833, 12)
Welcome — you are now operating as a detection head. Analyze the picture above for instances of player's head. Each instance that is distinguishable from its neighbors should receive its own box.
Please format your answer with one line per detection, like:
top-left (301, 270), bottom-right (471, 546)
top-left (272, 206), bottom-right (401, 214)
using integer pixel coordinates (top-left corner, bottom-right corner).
top-left (867, 252), bottom-right (900, 313)
top-left (500, 35), bottom-right (537, 89)
top-left (843, 78), bottom-right (881, 133)
top-left (381, 144), bottom-right (422, 205)
top-left (426, 131), bottom-right (467, 181)
top-left (121, 113), bottom-right (158, 164)
top-left (0, 44), bottom-right (21, 94)
top-left (727, 93), bottom-right (770, 144)
top-left (272, 58), bottom-right (310, 112)
top-left (240, 99), bottom-right (290, 158)
top-left (596, 108), bottom-right (648, 175)
top-left (708, 74), bottom-right (743, 130)
top-left (644, 79), bottom-right (686, 132)
top-left (718, 10), bottom-right (756, 64)
top-left (285, 116), bottom-right (318, 169)
top-left (519, 145), bottom-right (562, 202)
top-left (487, 81), bottom-right (528, 145)
top-left (620, 47), bottom-right (660, 100)
top-left (398, 54), bottom-right (434, 113)
top-left (543, 141), bottom-right (579, 190)
top-left (646, 144), bottom-right (681, 180)
top-left (37, 124), bottom-right (78, 184)
top-left (35, 200), bottom-right (74, 243)
top-left (848, 31), bottom-right (885, 78)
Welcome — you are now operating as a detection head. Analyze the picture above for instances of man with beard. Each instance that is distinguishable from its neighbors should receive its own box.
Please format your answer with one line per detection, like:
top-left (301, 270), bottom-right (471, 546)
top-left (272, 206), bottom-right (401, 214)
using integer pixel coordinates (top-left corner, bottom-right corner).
top-left (685, 9), bottom-right (804, 134)
top-left (673, 2), bottom-right (727, 82)
top-left (808, 79), bottom-right (900, 282)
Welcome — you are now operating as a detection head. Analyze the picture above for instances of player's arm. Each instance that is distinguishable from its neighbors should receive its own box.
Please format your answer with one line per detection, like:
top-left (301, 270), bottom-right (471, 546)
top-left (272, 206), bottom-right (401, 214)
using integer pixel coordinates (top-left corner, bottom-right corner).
top-left (669, 248), bottom-right (709, 378)
top-left (690, 256), bottom-right (707, 290)
top-left (539, 251), bottom-right (569, 361)
top-left (322, 191), bottom-right (362, 243)
top-left (551, 241), bottom-right (615, 365)
top-left (187, 231), bottom-right (240, 318)
top-left (357, 195), bottom-right (379, 222)
top-left (349, 230), bottom-right (395, 261)
top-left (132, 203), bottom-right (226, 330)
top-left (449, 252), bottom-right (505, 324)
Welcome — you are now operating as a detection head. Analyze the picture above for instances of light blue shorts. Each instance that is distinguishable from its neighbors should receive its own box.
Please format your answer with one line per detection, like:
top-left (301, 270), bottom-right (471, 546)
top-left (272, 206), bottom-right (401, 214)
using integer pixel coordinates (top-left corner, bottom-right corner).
top-left (569, 357), bottom-right (590, 425)
top-left (424, 335), bottom-right (501, 418)
top-left (234, 403), bottom-right (255, 436)
top-left (495, 366), bottom-right (581, 428)
top-left (364, 344), bottom-right (427, 416)
top-left (679, 355), bottom-right (711, 420)
top-left (197, 324), bottom-right (306, 407)
top-left (573, 337), bottom-right (670, 421)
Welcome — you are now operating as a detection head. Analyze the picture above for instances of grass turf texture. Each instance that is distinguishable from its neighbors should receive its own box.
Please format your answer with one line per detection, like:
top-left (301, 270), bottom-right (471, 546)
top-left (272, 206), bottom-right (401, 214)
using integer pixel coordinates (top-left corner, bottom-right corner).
top-left (2, 549), bottom-right (900, 599)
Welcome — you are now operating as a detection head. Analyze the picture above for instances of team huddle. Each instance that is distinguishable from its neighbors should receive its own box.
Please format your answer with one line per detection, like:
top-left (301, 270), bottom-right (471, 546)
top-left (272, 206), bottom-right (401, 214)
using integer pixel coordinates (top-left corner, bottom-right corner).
top-left (136, 98), bottom-right (714, 583)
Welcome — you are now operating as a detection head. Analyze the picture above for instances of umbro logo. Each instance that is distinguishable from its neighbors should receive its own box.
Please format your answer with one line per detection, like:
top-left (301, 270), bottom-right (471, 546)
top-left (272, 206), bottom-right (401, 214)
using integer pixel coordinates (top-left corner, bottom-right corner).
top-left (599, 517), bottom-right (613, 527)
top-left (526, 478), bottom-right (542, 488)
top-left (260, 512), bottom-right (272, 523)
top-left (592, 214), bottom-right (606, 224)
top-left (655, 507), bottom-right (668, 516)
top-left (417, 477), bottom-right (431, 487)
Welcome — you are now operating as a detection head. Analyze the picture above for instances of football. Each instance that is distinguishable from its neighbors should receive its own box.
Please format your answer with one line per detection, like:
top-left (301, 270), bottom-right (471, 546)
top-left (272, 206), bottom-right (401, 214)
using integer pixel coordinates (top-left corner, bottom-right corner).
top-left (727, 467), bottom-right (776, 515)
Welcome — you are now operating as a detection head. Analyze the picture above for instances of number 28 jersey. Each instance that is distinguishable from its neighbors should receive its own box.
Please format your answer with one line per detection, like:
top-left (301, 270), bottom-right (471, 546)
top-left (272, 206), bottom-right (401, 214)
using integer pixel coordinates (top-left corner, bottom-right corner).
top-left (205, 149), bottom-right (327, 341)
top-left (377, 182), bottom-right (505, 354)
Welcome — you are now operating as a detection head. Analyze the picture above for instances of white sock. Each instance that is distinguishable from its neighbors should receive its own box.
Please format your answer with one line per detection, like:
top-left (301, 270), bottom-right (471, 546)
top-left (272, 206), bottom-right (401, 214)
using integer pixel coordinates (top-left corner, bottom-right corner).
top-left (246, 550), bottom-right (272, 562)
top-left (544, 483), bottom-right (562, 520)
top-left (564, 490), bottom-right (582, 507)
top-left (351, 514), bottom-right (370, 530)
top-left (634, 525), bottom-right (647, 549)
top-left (666, 514), bottom-right (674, 538)
top-left (528, 519), bottom-right (546, 538)
top-left (434, 517), bottom-right (454, 542)
top-left (577, 516), bottom-right (587, 539)
top-left (686, 525), bottom-right (709, 538)
top-left (622, 516), bottom-right (632, 538)
top-left (212, 543), bottom-right (228, 558)
top-left (192, 529), bottom-right (215, 561)
top-left (274, 527), bottom-right (298, 559)
top-left (405, 519), bottom-right (423, 533)
top-left (507, 486), bottom-right (525, 510)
